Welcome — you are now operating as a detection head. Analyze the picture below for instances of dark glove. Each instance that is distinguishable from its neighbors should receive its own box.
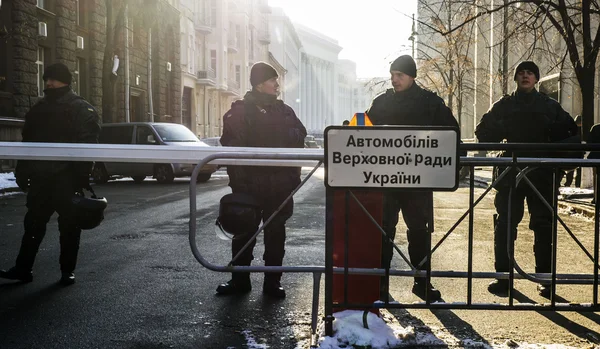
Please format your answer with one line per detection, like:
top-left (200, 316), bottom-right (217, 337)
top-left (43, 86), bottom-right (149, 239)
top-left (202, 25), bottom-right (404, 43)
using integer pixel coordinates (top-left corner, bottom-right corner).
top-left (549, 122), bottom-right (572, 142)
top-left (15, 176), bottom-right (29, 192)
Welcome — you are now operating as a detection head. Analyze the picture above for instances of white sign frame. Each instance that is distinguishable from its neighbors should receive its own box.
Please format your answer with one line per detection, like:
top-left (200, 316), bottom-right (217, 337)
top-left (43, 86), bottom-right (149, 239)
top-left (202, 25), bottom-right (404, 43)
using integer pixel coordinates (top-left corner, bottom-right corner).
top-left (324, 126), bottom-right (460, 191)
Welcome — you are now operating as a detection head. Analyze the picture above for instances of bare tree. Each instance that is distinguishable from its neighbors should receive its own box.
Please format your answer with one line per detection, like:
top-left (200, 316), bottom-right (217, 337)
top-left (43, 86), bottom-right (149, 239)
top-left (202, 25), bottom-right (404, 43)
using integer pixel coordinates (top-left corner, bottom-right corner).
top-left (422, 0), bottom-right (600, 139)
top-left (417, 0), bottom-right (480, 131)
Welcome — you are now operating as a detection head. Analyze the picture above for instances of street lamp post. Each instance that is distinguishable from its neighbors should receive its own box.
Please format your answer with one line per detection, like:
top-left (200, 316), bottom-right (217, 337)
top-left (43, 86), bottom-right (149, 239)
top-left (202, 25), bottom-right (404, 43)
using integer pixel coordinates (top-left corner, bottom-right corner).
top-left (408, 13), bottom-right (417, 57)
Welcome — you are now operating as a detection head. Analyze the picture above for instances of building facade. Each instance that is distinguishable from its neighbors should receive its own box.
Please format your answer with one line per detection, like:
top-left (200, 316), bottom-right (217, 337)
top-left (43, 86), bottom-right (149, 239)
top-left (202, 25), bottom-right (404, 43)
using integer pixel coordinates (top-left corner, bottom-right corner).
top-left (180, 0), bottom-right (271, 139)
top-left (296, 23), bottom-right (342, 136)
top-left (336, 59), bottom-right (357, 122)
top-left (0, 0), bottom-right (181, 149)
top-left (268, 7), bottom-right (302, 113)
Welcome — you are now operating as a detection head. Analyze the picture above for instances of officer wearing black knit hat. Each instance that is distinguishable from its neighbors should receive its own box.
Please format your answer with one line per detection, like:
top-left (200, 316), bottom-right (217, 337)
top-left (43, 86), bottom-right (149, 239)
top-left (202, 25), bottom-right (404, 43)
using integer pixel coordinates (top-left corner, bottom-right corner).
top-left (216, 60), bottom-right (306, 299)
top-left (0, 62), bottom-right (101, 286)
top-left (43, 62), bottom-right (73, 85)
top-left (476, 60), bottom-right (578, 298)
top-left (366, 55), bottom-right (458, 302)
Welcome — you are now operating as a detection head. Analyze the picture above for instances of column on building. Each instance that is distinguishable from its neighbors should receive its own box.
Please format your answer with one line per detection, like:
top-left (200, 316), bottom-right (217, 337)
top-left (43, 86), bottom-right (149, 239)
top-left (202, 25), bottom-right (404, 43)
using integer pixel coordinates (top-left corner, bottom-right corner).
top-left (311, 58), bottom-right (317, 132)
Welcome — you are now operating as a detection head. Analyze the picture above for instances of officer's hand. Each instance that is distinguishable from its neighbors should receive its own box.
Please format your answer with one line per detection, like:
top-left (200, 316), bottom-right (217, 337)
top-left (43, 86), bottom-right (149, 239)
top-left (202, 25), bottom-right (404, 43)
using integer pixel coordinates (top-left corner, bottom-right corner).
top-left (16, 176), bottom-right (29, 192)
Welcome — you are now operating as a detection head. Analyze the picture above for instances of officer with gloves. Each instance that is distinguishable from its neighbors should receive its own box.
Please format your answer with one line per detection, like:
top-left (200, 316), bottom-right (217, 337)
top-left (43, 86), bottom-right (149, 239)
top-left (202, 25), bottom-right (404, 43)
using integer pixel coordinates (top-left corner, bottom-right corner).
top-left (0, 62), bottom-right (101, 286)
top-left (475, 61), bottom-right (578, 298)
top-left (216, 62), bottom-right (307, 299)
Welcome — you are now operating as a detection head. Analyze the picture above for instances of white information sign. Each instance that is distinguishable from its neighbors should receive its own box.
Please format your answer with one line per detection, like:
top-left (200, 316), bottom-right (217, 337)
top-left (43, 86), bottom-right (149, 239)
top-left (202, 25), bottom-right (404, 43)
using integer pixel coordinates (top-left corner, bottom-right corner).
top-left (325, 126), bottom-right (459, 190)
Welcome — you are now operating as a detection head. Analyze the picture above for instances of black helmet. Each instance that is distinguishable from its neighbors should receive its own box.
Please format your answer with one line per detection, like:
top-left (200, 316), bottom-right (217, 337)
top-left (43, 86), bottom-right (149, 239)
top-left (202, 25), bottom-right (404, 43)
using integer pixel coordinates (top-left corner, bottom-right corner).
top-left (72, 192), bottom-right (108, 230)
top-left (215, 193), bottom-right (261, 239)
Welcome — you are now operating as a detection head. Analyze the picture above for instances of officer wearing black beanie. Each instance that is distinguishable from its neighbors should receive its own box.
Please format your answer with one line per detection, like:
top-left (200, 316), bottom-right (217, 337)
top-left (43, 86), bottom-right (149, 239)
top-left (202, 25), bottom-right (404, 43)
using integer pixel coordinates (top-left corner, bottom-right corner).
top-left (216, 61), bottom-right (306, 299)
top-left (365, 55), bottom-right (458, 302)
top-left (0, 62), bottom-right (101, 286)
top-left (476, 60), bottom-right (578, 298)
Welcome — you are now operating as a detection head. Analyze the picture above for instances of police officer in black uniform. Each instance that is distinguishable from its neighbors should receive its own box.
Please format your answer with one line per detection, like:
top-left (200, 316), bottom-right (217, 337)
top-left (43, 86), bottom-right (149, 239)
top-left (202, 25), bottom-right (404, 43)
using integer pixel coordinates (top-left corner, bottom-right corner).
top-left (215, 62), bottom-right (307, 298)
top-left (0, 63), bottom-right (101, 286)
top-left (366, 55), bottom-right (459, 301)
top-left (475, 61), bottom-right (577, 297)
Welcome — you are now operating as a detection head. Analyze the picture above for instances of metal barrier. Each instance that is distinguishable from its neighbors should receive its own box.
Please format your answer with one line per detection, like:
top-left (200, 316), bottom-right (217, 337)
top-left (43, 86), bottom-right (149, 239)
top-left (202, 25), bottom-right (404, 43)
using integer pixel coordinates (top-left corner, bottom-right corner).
top-left (1, 141), bottom-right (600, 344)
top-left (324, 143), bottom-right (600, 337)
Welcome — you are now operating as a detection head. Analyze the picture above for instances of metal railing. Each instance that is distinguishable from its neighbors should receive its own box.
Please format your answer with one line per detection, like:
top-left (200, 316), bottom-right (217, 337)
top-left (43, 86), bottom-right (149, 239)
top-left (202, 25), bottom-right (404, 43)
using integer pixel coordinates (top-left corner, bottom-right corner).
top-left (1, 142), bottom-right (600, 344)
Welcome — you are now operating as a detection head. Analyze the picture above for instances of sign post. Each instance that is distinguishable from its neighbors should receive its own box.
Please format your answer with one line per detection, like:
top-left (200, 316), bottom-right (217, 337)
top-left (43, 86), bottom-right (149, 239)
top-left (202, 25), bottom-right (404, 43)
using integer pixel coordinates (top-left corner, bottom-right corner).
top-left (324, 125), bottom-right (459, 321)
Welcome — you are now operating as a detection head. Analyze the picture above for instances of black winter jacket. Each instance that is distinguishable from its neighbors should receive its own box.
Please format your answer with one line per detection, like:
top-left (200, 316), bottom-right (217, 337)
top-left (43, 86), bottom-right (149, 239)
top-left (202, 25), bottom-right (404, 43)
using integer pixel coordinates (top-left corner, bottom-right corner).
top-left (366, 83), bottom-right (458, 128)
top-left (15, 88), bottom-right (101, 181)
top-left (221, 97), bottom-right (307, 196)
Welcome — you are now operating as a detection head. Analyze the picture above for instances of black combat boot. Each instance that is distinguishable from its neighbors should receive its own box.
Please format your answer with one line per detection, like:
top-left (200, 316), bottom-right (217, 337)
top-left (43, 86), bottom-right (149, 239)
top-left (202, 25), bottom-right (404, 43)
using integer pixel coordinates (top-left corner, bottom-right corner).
top-left (263, 274), bottom-right (286, 299)
top-left (537, 284), bottom-right (551, 298)
top-left (412, 279), bottom-right (442, 302)
top-left (216, 273), bottom-right (251, 295)
top-left (487, 279), bottom-right (509, 295)
top-left (0, 267), bottom-right (33, 283)
top-left (60, 271), bottom-right (75, 286)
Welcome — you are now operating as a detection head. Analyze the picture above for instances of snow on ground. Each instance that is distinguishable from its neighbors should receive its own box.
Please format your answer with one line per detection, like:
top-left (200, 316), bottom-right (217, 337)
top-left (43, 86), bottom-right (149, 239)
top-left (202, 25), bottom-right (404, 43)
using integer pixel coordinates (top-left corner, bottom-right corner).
top-left (0, 172), bottom-right (18, 191)
top-left (313, 310), bottom-right (583, 349)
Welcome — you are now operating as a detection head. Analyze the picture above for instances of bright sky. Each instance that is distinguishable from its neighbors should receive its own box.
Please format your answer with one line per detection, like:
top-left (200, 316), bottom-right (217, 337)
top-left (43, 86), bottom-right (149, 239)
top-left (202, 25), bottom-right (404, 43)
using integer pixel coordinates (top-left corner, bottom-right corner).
top-left (268, 0), bottom-right (418, 78)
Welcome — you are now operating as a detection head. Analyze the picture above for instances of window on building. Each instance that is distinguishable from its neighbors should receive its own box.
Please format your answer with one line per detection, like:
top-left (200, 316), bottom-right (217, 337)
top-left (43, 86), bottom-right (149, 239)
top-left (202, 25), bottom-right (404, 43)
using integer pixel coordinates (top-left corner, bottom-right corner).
top-left (37, 0), bottom-right (45, 9)
top-left (73, 59), bottom-right (80, 95)
top-left (188, 35), bottom-right (194, 73)
top-left (75, 0), bottom-right (87, 27)
top-left (73, 58), bottom-right (86, 97)
top-left (36, 47), bottom-right (46, 97)
top-left (235, 65), bottom-right (241, 84)
top-left (210, 49), bottom-right (217, 71)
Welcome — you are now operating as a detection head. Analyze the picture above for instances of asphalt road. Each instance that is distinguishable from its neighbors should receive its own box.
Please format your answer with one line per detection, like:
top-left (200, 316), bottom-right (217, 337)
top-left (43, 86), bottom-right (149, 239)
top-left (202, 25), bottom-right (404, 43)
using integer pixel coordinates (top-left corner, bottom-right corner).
top-left (1, 169), bottom-right (599, 348)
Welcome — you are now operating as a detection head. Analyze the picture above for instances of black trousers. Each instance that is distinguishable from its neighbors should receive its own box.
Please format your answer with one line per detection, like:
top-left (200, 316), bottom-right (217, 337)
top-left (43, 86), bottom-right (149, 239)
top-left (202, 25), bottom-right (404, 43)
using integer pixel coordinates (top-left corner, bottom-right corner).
top-left (493, 180), bottom-right (554, 273)
top-left (230, 191), bottom-right (294, 283)
top-left (15, 173), bottom-right (81, 273)
top-left (381, 191), bottom-right (432, 280)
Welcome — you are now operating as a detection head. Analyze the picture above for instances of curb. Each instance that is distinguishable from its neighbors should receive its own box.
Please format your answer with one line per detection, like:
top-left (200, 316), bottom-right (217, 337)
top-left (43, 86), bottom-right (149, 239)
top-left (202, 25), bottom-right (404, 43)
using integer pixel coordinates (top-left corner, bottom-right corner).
top-left (0, 187), bottom-right (23, 196)
top-left (558, 201), bottom-right (595, 219)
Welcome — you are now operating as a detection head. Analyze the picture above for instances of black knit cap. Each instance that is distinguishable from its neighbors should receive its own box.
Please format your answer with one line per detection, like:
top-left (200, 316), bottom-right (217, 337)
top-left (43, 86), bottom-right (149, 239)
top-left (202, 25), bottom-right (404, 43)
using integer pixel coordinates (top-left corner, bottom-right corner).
top-left (250, 62), bottom-right (278, 88)
top-left (390, 55), bottom-right (417, 78)
top-left (43, 62), bottom-right (72, 85)
top-left (513, 61), bottom-right (540, 81)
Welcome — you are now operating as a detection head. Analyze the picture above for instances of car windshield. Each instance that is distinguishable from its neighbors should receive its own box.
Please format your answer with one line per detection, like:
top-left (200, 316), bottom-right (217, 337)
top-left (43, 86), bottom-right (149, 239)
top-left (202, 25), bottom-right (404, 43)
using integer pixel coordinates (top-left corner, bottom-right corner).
top-left (153, 124), bottom-right (199, 142)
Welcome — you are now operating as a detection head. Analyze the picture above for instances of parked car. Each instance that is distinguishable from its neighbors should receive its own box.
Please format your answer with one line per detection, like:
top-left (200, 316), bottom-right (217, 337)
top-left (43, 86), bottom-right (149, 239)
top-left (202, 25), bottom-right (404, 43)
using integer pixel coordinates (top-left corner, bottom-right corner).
top-left (304, 135), bottom-right (320, 148)
top-left (201, 137), bottom-right (222, 147)
top-left (92, 122), bottom-right (218, 184)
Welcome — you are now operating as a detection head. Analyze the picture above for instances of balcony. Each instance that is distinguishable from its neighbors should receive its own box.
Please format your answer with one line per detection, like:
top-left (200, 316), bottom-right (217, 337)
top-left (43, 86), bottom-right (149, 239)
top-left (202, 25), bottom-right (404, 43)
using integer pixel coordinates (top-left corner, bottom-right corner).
top-left (258, 30), bottom-right (270, 44)
top-left (196, 69), bottom-right (216, 86)
top-left (194, 15), bottom-right (213, 34)
top-left (227, 37), bottom-right (239, 53)
top-left (222, 79), bottom-right (241, 96)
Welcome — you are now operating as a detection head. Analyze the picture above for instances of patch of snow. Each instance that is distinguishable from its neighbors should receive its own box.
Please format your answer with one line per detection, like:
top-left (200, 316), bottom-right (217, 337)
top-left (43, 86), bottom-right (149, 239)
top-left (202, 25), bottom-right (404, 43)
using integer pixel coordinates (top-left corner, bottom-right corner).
top-left (315, 310), bottom-right (584, 349)
top-left (0, 172), bottom-right (18, 190)
top-left (241, 330), bottom-right (269, 349)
